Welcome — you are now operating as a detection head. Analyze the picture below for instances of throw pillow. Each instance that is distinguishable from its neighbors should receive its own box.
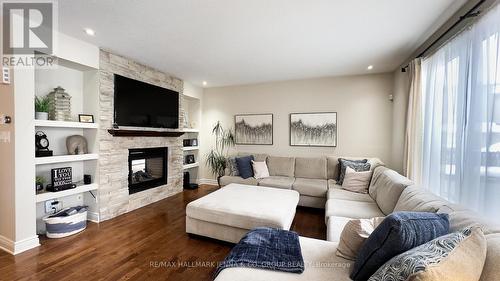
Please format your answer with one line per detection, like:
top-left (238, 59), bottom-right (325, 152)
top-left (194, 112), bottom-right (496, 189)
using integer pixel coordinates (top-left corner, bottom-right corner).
top-left (350, 211), bottom-right (450, 281)
top-left (236, 155), bottom-right (255, 179)
top-left (252, 160), bottom-right (270, 179)
top-left (227, 157), bottom-right (240, 176)
top-left (368, 227), bottom-right (487, 281)
top-left (341, 167), bottom-right (372, 194)
top-left (338, 158), bottom-right (370, 185)
top-left (336, 217), bottom-right (385, 260)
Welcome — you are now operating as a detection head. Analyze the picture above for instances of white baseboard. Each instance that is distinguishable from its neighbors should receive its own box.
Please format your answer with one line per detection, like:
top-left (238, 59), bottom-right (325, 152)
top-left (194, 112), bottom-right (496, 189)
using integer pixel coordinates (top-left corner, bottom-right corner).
top-left (199, 178), bottom-right (218, 186)
top-left (0, 234), bottom-right (39, 255)
top-left (87, 211), bottom-right (100, 223)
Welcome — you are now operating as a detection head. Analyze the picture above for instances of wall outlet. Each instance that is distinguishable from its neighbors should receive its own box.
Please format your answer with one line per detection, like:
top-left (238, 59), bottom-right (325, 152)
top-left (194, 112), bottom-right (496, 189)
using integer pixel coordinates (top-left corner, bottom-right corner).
top-left (2, 68), bottom-right (10, 84)
top-left (45, 200), bottom-right (62, 214)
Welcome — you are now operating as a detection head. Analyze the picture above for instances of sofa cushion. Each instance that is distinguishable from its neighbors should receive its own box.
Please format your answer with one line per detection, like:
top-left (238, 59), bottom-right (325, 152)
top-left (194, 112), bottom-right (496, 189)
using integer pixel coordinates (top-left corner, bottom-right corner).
top-left (351, 212), bottom-right (450, 281)
top-left (267, 156), bottom-right (295, 177)
top-left (236, 155), bottom-right (254, 179)
top-left (437, 207), bottom-right (500, 235)
top-left (294, 157), bottom-right (327, 179)
top-left (327, 156), bottom-right (384, 180)
top-left (325, 199), bottom-right (384, 221)
top-left (369, 166), bottom-right (414, 215)
top-left (237, 152), bottom-right (268, 162)
top-left (394, 185), bottom-right (448, 213)
top-left (327, 216), bottom-right (351, 242)
top-left (369, 227), bottom-right (486, 281)
top-left (327, 182), bottom-right (374, 202)
top-left (214, 236), bottom-right (354, 281)
top-left (258, 176), bottom-right (295, 189)
top-left (220, 176), bottom-right (260, 187)
top-left (186, 184), bottom-right (299, 230)
top-left (292, 178), bottom-right (328, 198)
top-left (480, 233), bottom-right (500, 281)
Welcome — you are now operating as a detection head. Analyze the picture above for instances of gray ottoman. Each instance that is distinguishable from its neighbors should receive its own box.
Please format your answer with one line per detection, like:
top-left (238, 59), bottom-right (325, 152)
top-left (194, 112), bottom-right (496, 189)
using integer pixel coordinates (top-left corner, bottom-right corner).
top-left (186, 183), bottom-right (300, 243)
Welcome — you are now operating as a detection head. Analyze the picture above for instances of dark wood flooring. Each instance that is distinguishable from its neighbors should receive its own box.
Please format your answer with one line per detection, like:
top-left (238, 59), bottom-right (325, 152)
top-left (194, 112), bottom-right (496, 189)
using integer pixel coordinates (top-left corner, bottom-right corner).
top-left (0, 185), bottom-right (325, 281)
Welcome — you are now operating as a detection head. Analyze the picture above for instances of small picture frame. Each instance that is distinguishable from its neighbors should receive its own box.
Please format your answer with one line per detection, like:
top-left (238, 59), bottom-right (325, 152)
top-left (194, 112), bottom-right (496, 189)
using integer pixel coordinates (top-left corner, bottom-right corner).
top-left (78, 114), bottom-right (94, 123)
top-left (185, 154), bottom-right (195, 164)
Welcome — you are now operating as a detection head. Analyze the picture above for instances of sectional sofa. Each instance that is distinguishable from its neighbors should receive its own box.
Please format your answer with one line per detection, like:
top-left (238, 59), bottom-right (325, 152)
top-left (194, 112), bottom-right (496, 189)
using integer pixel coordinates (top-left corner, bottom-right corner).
top-left (220, 153), bottom-right (384, 209)
top-left (215, 154), bottom-right (500, 281)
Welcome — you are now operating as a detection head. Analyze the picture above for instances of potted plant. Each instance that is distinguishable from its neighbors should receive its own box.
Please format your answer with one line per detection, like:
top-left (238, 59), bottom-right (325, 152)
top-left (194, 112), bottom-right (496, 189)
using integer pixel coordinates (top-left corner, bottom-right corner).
top-left (205, 121), bottom-right (235, 187)
top-left (35, 176), bottom-right (45, 192)
top-left (35, 95), bottom-right (50, 120)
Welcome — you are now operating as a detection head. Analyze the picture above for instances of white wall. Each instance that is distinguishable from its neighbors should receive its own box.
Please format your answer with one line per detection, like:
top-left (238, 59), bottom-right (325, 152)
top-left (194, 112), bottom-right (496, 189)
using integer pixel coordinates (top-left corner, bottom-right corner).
top-left (391, 70), bottom-right (410, 174)
top-left (0, 65), bottom-right (16, 249)
top-left (200, 73), bottom-right (397, 180)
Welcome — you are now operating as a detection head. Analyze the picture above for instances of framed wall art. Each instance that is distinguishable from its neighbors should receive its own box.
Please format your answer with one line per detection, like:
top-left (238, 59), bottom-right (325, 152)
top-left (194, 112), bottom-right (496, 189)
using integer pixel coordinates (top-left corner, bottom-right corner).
top-left (290, 112), bottom-right (337, 147)
top-left (234, 114), bottom-right (273, 145)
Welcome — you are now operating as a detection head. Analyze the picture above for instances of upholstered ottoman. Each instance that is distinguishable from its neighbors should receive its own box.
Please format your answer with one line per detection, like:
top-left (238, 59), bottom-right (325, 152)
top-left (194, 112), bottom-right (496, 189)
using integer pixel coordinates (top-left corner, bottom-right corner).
top-left (186, 183), bottom-right (300, 243)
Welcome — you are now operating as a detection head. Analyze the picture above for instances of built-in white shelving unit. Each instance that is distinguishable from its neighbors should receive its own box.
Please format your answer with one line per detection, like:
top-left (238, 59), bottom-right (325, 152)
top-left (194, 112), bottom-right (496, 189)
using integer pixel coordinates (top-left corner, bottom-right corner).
top-left (182, 146), bottom-right (199, 151)
top-left (182, 95), bottom-right (201, 184)
top-left (183, 162), bottom-right (200, 170)
top-left (34, 53), bottom-right (101, 235)
top-left (34, 120), bottom-right (99, 129)
top-left (35, 183), bottom-right (98, 203)
top-left (35, 154), bottom-right (99, 165)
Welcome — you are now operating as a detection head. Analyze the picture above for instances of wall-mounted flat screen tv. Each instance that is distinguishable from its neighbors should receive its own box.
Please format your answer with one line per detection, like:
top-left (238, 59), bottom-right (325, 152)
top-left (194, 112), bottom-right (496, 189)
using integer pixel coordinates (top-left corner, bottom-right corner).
top-left (113, 74), bottom-right (179, 129)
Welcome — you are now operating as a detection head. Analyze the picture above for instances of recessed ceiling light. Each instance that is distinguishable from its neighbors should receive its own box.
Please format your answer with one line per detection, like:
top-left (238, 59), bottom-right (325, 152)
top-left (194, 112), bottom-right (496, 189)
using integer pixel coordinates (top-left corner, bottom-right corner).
top-left (202, 81), bottom-right (207, 86)
top-left (367, 65), bottom-right (374, 70)
top-left (84, 28), bottom-right (95, 36)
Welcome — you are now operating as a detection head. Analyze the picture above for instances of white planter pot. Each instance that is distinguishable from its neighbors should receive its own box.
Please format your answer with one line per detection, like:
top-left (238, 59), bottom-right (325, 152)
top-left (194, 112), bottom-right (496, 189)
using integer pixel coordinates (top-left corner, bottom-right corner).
top-left (35, 112), bottom-right (49, 120)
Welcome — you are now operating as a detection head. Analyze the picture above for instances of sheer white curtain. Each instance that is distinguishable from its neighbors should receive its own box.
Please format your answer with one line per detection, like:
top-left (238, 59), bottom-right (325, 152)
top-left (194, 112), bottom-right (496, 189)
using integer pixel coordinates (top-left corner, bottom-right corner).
top-left (421, 3), bottom-right (500, 222)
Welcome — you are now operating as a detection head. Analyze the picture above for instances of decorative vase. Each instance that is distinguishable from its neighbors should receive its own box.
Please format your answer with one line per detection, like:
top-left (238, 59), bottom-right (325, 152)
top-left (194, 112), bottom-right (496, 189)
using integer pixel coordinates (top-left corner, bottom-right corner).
top-left (35, 112), bottom-right (49, 120)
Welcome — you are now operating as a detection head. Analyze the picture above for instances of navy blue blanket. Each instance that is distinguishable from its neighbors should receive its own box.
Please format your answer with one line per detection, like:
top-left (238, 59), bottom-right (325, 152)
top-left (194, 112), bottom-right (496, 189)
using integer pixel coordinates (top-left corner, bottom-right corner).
top-left (214, 227), bottom-right (304, 278)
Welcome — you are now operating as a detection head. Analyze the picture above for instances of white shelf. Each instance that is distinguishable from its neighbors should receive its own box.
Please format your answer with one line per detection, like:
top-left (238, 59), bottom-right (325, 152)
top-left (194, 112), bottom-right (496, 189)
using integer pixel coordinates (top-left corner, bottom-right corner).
top-left (35, 120), bottom-right (98, 129)
top-left (183, 162), bottom-right (199, 169)
top-left (182, 146), bottom-right (199, 151)
top-left (35, 154), bottom-right (99, 165)
top-left (182, 128), bottom-right (199, 133)
top-left (36, 183), bottom-right (98, 202)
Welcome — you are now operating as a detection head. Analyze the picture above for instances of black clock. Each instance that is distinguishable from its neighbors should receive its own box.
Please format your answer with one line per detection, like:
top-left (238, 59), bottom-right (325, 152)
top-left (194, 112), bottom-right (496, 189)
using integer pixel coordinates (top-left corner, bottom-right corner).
top-left (35, 131), bottom-right (53, 157)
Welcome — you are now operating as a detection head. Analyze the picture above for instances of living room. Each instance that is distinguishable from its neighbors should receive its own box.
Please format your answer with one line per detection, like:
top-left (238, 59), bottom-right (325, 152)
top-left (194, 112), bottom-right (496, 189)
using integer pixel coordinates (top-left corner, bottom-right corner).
top-left (0, 0), bottom-right (499, 280)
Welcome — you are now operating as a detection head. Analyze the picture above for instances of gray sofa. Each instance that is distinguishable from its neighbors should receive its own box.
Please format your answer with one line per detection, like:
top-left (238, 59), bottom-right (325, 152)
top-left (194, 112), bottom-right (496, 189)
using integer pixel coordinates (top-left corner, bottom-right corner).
top-left (220, 153), bottom-right (384, 209)
top-left (215, 154), bottom-right (500, 281)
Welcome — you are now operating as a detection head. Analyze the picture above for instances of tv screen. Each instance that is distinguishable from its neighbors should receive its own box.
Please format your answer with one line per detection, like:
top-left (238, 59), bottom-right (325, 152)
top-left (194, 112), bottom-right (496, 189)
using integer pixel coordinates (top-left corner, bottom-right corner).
top-left (113, 74), bottom-right (179, 129)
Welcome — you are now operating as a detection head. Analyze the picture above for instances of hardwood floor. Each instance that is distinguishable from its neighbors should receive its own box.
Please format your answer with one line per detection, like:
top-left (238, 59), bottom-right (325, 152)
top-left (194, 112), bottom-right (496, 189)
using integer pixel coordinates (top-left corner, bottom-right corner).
top-left (0, 185), bottom-right (326, 281)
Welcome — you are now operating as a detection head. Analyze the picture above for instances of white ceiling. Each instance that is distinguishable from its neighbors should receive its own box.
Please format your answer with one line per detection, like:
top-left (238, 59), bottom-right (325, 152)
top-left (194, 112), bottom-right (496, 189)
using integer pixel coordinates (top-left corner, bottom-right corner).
top-left (58, 0), bottom-right (466, 87)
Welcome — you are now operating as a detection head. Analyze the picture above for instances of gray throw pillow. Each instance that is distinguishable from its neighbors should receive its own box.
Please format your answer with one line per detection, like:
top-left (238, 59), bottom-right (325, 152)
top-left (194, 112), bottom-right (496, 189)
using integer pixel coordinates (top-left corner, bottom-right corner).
top-left (338, 158), bottom-right (370, 185)
top-left (227, 157), bottom-right (239, 176)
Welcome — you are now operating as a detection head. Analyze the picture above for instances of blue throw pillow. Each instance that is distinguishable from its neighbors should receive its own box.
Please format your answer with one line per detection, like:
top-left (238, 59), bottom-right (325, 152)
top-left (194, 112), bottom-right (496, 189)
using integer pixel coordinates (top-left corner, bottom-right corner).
top-left (350, 211), bottom-right (449, 281)
top-left (236, 155), bottom-right (254, 179)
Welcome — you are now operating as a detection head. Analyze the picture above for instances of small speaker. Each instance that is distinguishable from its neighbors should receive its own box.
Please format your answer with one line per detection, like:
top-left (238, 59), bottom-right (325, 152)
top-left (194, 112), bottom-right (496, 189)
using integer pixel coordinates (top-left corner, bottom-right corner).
top-left (183, 172), bottom-right (190, 188)
top-left (84, 174), bottom-right (92, 185)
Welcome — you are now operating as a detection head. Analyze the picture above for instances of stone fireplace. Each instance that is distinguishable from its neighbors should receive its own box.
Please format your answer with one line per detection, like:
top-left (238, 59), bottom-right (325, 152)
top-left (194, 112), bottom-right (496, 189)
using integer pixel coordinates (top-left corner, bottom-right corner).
top-left (98, 50), bottom-right (184, 221)
top-left (128, 147), bottom-right (168, 194)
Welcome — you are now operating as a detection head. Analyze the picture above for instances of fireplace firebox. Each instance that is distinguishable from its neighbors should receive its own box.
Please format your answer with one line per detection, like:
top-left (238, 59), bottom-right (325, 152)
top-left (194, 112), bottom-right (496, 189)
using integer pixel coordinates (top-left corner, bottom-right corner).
top-left (128, 147), bottom-right (168, 194)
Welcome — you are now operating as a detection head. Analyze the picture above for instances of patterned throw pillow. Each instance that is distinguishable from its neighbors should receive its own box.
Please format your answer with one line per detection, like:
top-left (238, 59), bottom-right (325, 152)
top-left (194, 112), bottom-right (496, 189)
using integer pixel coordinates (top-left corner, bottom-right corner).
top-left (368, 227), bottom-right (487, 281)
top-left (338, 158), bottom-right (370, 185)
top-left (227, 157), bottom-right (240, 176)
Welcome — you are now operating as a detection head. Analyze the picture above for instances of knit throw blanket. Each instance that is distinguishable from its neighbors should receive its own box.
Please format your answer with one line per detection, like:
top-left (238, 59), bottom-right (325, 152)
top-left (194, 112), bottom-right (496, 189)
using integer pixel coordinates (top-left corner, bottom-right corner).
top-left (214, 227), bottom-right (304, 278)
